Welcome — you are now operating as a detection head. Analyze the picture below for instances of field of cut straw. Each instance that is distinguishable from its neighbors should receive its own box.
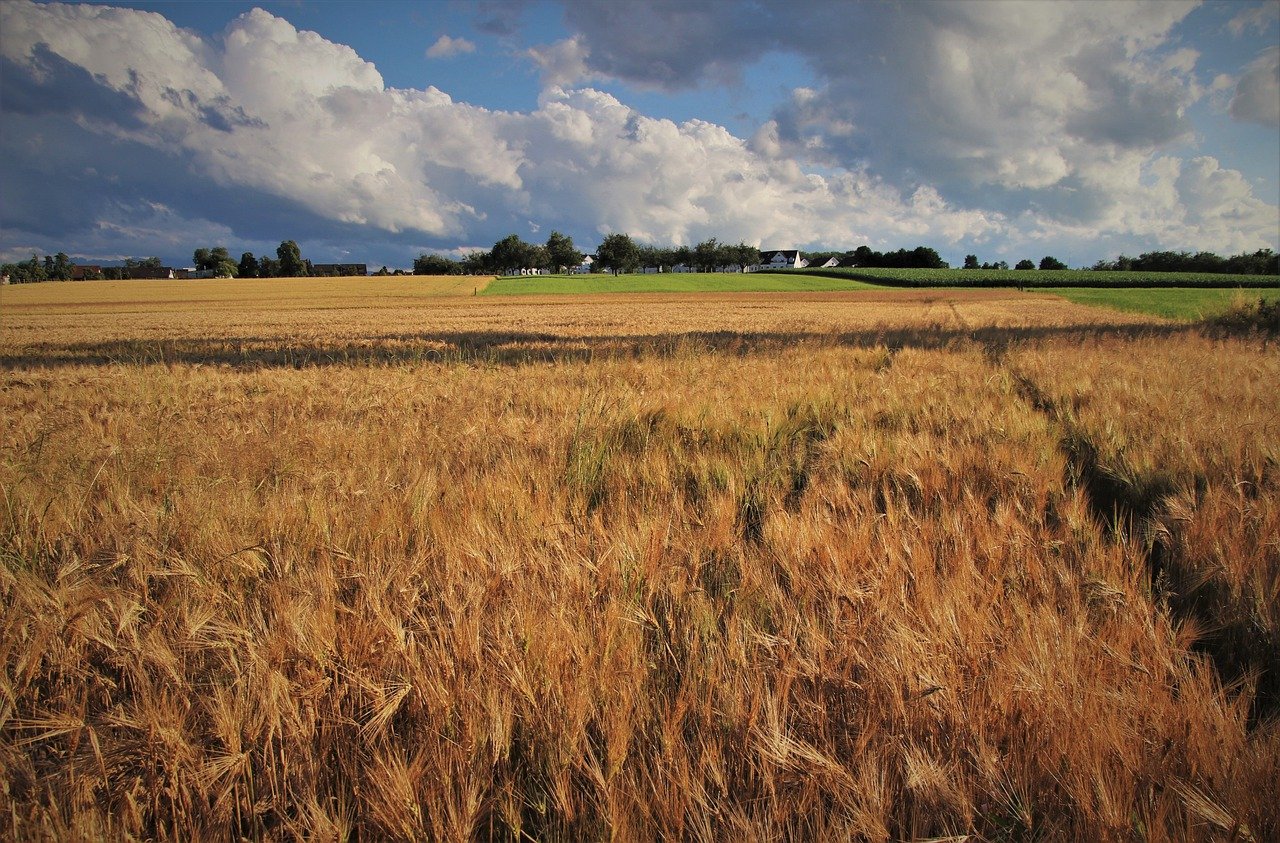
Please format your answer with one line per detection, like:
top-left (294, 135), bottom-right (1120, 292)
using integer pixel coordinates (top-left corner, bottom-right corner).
top-left (2, 278), bottom-right (1277, 840)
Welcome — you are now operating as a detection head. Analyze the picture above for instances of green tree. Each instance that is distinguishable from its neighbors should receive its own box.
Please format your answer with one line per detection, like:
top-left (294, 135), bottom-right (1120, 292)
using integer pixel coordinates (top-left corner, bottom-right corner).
top-left (545, 231), bottom-right (582, 272)
top-left (964, 254), bottom-right (980, 269)
top-left (596, 233), bottom-right (640, 274)
top-left (693, 238), bottom-right (722, 272)
top-left (490, 234), bottom-right (535, 274)
top-left (637, 244), bottom-right (662, 271)
top-left (461, 251), bottom-right (489, 274)
top-left (276, 240), bottom-right (307, 277)
top-left (258, 256), bottom-right (280, 278)
top-left (1039, 255), bottom-right (1067, 270)
top-left (238, 252), bottom-right (260, 279)
top-left (414, 254), bottom-right (460, 275)
top-left (1015, 259), bottom-right (1035, 270)
top-left (2, 255), bottom-right (48, 283)
top-left (195, 246), bottom-right (237, 277)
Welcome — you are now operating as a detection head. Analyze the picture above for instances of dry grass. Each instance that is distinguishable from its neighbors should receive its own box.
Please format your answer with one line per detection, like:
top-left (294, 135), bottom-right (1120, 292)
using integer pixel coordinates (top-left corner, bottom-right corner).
top-left (2, 278), bottom-right (1162, 369)
top-left (1, 284), bottom-right (1276, 840)
top-left (1010, 336), bottom-right (1280, 718)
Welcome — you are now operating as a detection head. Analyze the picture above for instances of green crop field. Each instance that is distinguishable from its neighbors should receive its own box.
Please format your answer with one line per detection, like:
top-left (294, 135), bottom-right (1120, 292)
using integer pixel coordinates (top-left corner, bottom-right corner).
top-left (1040, 286), bottom-right (1280, 320)
top-left (481, 272), bottom-right (883, 295)
top-left (793, 266), bottom-right (1280, 288)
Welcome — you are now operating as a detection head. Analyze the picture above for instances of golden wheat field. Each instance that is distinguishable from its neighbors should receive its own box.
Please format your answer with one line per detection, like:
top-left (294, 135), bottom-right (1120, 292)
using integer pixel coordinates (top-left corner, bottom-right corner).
top-left (1, 278), bottom-right (1277, 840)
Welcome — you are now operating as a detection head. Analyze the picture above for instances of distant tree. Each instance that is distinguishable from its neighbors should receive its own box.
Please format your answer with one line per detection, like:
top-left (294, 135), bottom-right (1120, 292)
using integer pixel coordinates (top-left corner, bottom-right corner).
top-left (195, 246), bottom-right (237, 277)
top-left (276, 240), bottom-right (307, 277)
top-left (673, 245), bottom-right (693, 270)
top-left (1092, 248), bottom-right (1277, 276)
top-left (545, 231), bottom-right (583, 272)
top-left (731, 243), bottom-right (759, 271)
top-left (1039, 255), bottom-right (1067, 270)
top-left (1015, 259), bottom-right (1036, 270)
top-left (376, 266), bottom-right (391, 276)
top-left (851, 245), bottom-right (877, 266)
top-left (596, 233), bottom-right (640, 274)
top-left (123, 257), bottom-right (164, 279)
top-left (238, 252), bottom-right (260, 279)
top-left (1, 255), bottom-right (48, 283)
top-left (489, 234), bottom-right (535, 274)
top-left (461, 251), bottom-right (490, 275)
top-left (964, 254), bottom-right (980, 269)
top-left (693, 238), bottom-right (722, 272)
top-left (258, 256), bottom-right (280, 278)
top-left (37, 252), bottom-right (73, 281)
top-left (637, 244), bottom-right (662, 271)
top-left (414, 254), bottom-right (460, 275)
top-left (529, 245), bottom-right (552, 272)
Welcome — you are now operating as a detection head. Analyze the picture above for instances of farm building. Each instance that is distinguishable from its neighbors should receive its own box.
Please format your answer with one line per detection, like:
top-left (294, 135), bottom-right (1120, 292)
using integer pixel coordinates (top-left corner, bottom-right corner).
top-left (128, 266), bottom-right (177, 280)
top-left (70, 265), bottom-right (104, 280)
top-left (759, 249), bottom-right (804, 269)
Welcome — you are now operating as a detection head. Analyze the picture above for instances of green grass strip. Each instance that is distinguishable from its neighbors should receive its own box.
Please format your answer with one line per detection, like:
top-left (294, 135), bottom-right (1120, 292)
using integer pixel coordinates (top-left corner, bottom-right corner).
top-left (791, 267), bottom-right (1280, 288)
top-left (1037, 287), bottom-right (1280, 320)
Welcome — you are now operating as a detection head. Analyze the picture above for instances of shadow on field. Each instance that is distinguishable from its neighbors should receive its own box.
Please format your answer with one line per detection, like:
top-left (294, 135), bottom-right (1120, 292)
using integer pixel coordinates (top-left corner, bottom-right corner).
top-left (0, 322), bottom-right (1206, 370)
top-left (3, 323), bottom-right (1202, 370)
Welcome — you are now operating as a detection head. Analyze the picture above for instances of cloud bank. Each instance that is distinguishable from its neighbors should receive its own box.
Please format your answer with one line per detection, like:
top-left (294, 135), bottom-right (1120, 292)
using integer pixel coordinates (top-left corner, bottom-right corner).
top-left (0, 0), bottom-right (1276, 267)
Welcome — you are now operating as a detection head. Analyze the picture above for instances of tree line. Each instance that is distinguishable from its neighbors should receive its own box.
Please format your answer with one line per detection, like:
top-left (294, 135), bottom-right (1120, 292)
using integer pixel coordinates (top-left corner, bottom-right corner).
top-left (1, 241), bottom-right (316, 282)
top-left (960, 255), bottom-right (1067, 270)
top-left (1089, 249), bottom-right (1277, 275)
top-left (417, 233), bottom-right (816, 276)
top-left (5, 239), bottom-right (1277, 284)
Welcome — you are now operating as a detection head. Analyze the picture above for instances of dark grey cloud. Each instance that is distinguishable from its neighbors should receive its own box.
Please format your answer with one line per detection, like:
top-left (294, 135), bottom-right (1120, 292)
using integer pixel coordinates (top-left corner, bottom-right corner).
top-left (558, 0), bottom-right (780, 89)
top-left (474, 0), bottom-right (528, 36)
top-left (0, 45), bottom-right (147, 128)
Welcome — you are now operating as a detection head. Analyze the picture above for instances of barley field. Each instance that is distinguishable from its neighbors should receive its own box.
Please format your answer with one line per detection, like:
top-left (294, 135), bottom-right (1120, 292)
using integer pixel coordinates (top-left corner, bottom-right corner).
top-left (2, 279), bottom-right (1277, 840)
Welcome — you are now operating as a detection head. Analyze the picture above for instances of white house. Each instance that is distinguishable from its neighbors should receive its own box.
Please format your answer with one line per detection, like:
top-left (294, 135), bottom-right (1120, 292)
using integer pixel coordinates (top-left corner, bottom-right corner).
top-left (759, 249), bottom-right (803, 269)
top-left (570, 255), bottom-right (595, 274)
top-left (804, 256), bottom-right (839, 268)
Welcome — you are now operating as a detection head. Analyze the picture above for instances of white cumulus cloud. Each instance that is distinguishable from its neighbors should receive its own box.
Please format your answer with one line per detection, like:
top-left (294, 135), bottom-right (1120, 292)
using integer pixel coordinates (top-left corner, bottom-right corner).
top-left (425, 35), bottom-right (476, 59)
top-left (0, 0), bottom-right (1275, 267)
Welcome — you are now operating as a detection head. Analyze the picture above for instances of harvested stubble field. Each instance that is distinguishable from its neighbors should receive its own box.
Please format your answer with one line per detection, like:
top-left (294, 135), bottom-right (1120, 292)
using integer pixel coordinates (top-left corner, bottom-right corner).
top-left (2, 278), bottom-right (1277, 840)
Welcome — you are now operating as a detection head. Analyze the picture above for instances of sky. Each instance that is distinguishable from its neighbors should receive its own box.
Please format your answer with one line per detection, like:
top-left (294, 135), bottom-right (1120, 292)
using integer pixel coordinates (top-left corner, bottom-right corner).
top-left (1, 0), bottom-right (1278, 270)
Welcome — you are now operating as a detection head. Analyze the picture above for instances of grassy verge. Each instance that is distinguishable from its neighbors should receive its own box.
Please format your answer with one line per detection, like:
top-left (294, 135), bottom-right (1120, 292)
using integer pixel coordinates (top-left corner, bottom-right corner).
top-left (481, 272), bottom-right (883, 295)
top-left (791, 266), bottom-right (1280, 288)
top-left (1038, 287), bottom-right (1280, 320)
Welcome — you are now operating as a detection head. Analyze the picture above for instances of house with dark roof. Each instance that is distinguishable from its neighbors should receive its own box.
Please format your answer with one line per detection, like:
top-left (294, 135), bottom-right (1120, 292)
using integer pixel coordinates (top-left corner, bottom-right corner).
top-left (759, 249), bottom-right (803, 269)
top-left (70, 264), bottom-right (103, 280)
top-left (128, 266), bottom-right (177, 280)
top-left (803, 256), bottom-right (839, 268)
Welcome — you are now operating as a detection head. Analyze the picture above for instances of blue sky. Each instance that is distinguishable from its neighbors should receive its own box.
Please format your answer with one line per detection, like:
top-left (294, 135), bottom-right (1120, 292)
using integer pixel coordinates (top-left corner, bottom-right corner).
top-left (1, 0), bottom-right (1277, 269)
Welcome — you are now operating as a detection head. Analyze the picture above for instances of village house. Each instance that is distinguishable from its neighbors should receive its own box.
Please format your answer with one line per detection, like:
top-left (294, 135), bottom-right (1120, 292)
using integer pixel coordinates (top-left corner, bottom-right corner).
top-left (758, 249), bottom-right (804, 269)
